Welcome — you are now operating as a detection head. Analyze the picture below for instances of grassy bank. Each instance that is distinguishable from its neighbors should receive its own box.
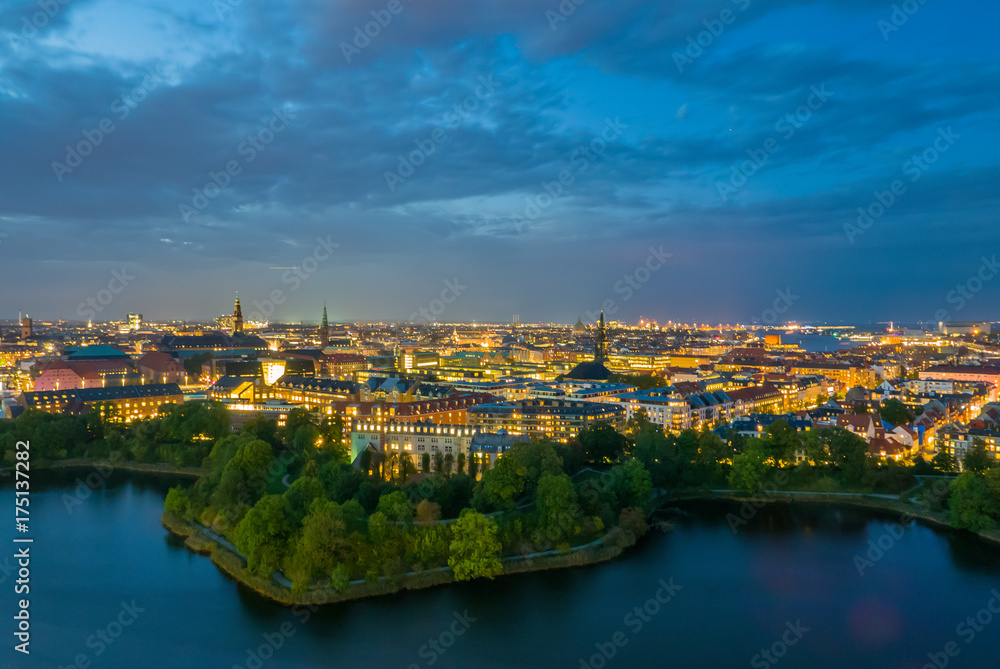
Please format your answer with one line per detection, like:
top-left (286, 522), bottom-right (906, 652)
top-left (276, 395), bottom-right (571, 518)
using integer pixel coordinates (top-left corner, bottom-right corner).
top-left (1, 457), bottom-right (206, 479)
top-left (162, 510), bottom-right (636, 606)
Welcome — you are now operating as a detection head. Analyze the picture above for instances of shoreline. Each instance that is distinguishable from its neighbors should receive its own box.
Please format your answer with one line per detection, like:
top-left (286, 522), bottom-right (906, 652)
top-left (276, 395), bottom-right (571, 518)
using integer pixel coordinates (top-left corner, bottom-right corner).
top-left (663, 490), bottom-right (1000, 546)
top-left (1, 458), bottom-right (207, 479)
top-left (161, 511), bottom-right (635, 606)
top-left (163, 487), bottom-right (1000, 607)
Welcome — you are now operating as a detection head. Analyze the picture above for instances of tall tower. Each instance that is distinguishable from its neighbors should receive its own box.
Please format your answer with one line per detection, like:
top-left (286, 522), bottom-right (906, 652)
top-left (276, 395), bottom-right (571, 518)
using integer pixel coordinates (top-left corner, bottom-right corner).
top-left (20, 313), bottom-right (32, 340)
top-left (595, 311), bottom-right (609, 365)
top-left (320, 302), bottom-right (329, 348)
top-left (233, 293), bottom-right (244, 334)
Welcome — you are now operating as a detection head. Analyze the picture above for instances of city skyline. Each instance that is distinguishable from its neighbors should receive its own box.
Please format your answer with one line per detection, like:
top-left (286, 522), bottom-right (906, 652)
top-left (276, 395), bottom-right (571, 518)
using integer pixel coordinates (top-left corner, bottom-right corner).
top-left (1, 0), bottom-right (999, 324)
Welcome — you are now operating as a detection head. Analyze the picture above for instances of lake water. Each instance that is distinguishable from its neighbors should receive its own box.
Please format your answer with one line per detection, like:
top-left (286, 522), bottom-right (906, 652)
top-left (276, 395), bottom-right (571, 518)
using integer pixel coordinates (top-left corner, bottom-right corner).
top-left (3, 472), bottom-right (1000, 669)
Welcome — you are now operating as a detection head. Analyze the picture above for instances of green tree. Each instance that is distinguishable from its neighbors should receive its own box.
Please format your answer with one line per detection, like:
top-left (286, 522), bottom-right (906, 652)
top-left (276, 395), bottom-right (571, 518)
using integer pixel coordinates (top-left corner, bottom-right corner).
top-left (579, 422), bottom-right (631, 464)
top-left (233, 494), bottom-right (291, 577)
top-left (879, 399), bottom-right (912, 427)
top-left (963, 441), bottom-right (994, 474)
top-left (932, 449), bottom-right (957, 473)
top-left (376, 490), bottom-right (413, 523)
top-left (762, 420), bottom-right (801, 465)
top-left (330, 563), bottom-right (351, 592)
top-left (694, 431), bottom-right (731, 483)
top-left (625, 409), bottom-right (656, 437)
top-left (318, 416), bottom-right (347, 461)
top-left (282, 475), bottom-right (325, 526)
top-left (609, 459), bottom-right (653, 510)
top-left (479, 441), bottom-right (563, 510)
top-left (448, 511), bottom-right (502, 581)
top-left (282, 408), bottom-right (316, 443)
top-left (414, 525), bottom-right (451, 566)
top-left (421, 452), bottom-right (431, 473)
top-left (729, 440), bottom-right (770, 493)
top-left (299, 499), bottom-right (349, 577)
top-left (241, 416), bottom-right (279, 446)
top-left (164, 486), bottom-right (191, 517)
top-left (949, 470), bottom-right (1000, 532)
top-left (632, 426), bottom-right (676, 487)
top-left (456, 452), bottom-right (466, 475)
top-left (214, 438), bottom-right (274, 516)
top-left (415, 499), bottom-right (442, 524)
top-left (536, 473), bottom-right (579, 536)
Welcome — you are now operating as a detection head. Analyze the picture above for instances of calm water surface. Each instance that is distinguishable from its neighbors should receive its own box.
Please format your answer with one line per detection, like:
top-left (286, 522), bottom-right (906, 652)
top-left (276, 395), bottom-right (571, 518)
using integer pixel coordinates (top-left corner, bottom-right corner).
top-left (3, 472), bottom-right (1000, 668)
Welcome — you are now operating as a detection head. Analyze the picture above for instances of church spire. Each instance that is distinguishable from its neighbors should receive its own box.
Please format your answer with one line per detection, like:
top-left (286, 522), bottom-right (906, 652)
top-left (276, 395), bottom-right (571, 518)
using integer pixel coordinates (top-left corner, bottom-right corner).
top-left (233, 292), bottom-right (244, 334)
top-left (320, 302), bottom-right (329, 348)
top-left (595, 310), bottom-right (609, 365)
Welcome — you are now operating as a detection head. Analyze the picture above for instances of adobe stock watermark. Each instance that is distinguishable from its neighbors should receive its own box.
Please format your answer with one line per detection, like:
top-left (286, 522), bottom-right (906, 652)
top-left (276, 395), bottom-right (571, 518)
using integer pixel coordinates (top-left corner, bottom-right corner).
top-left (57, 601), bottom-right (145, 669)
top-left (61, 451), bottom-right (127, 514)
top-left (750, 620), bottom-right (809, 668)
top-left (844, 126), bottom-right (959, 244)
top-left (231, 599), bottom-right (322, 669)
top-left (853, 514), bottom-right (914, 576)
top-left (878, 0), bottom-right (930, 41)
top-left (577, 578), bottom-right (682, 668)
top-left (758, 288), bottom-right (799, 325)
top-left (725, 464), bottom-right (813, 533)
top-left (76, 265), bottom-right (138, 321)
top-left (5, 0), bottom-right (71, 52)
top-left (405, 610), bottom-right (477, 668)
top-left (213, 0), bottom-right (244, 20)
top-left (510, 117), bottom-right (628, 232)
top-left (52, 65), bottom-right (168, 182)
top-left (585, 245), bottom-right (671, 323)
top-left (247, 236), bottom-right (340, 323)
top-left (545, 0), bottom-right (588, 31)
top-left (673, 0), bottom-right (752, 73)
top-left (340, 0), bottom-right (416, 63)
top-left (919, 589), bottom-right (1000, 669)
top-left (409, 278), bottom-right (467, 323)
top-left (384, 74), bottom-right (500, 192)
top-left (179, 106), bottom-right (293, 223)
top-left (932, 255), bottom-right (999, 323)
top-left (718, 85), bottom-right (832, 202)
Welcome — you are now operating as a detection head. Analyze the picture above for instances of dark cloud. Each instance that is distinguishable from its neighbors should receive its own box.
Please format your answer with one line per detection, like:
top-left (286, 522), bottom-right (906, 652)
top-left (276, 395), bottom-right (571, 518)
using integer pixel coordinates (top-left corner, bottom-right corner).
top-left (0, 0), bottom-right (998, 323)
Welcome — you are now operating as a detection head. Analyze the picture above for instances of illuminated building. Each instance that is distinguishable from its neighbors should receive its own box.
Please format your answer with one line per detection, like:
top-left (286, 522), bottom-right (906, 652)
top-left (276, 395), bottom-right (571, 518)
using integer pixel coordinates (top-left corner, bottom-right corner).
top-left (337, 392), bottom-right (495, 425)
top-left (319, 303), bottom-right (329, 349)
top-left (467, 398), bottom-right (626, 442)
top-left (267, 376), bottom-right (360, 409)
top-left (938, 321), bottom-right (990, 336)
top-left (786, 362), bottom-right (874, 388)
top-left (919, 365), bottom-right (1000, 387)
top-left (350, 420), bottom-right (475, 471)
top-left (138, 352), bottom-right (187, 385)
top-left (322, 353), bottom-right (366, 379)
top-left (128, 313), bottom-right (143, 331)
top-left (19, 383), bottom-right (183, 421)
top-left (938, 427), bottom-right (1000, 469)
top-left (607, 352), bottom-right (672, 372)
top-left (564, 312), bottom-right (612, 381)
top-left (233, 293), bottom-right (244, 334)
top-left (223, 399), bottom-right (295, 432)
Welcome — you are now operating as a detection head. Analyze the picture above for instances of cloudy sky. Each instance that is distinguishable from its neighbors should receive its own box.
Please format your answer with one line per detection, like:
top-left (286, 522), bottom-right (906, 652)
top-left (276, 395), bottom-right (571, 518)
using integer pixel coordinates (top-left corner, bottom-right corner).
top-left (1, 0), bottom-right (998, 325)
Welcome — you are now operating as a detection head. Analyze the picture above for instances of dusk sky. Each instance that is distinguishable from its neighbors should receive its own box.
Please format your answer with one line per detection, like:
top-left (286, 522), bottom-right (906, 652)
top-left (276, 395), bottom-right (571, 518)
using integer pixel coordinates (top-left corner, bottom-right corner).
top-left (1, 0), bottom-right (998, 325)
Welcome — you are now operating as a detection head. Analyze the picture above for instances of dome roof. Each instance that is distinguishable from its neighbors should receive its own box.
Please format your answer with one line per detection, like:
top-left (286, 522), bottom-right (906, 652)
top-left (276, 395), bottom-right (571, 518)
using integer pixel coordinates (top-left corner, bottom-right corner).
top-left (564, 360), bottom-right (612, 381)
